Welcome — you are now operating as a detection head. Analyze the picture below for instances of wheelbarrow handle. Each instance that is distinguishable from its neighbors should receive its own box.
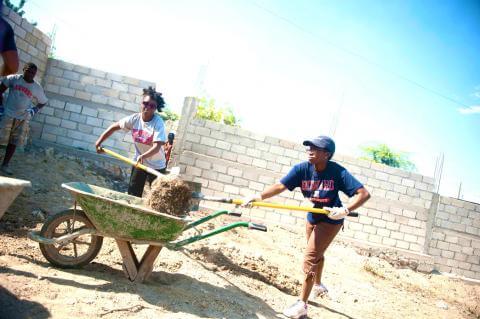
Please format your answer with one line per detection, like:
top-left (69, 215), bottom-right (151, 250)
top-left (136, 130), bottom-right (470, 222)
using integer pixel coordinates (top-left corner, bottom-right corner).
top-left (100, 147), bottom-right (163, 178)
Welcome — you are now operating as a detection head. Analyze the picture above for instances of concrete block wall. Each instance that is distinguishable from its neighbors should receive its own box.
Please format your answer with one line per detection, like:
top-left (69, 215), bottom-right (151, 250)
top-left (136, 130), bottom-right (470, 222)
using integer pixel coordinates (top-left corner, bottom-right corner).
top-left (174, 98), bottom-right (436, 254)
top-left (428, 197), bottom-right (480, 279)
top-left (1, 7), bottom-right (51, 81)
top-left (29, 59), bottom-right (156, 156)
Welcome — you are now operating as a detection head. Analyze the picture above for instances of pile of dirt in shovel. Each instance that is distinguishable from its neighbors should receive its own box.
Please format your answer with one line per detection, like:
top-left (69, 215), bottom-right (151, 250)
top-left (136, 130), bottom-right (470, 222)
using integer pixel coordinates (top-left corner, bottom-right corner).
top-left (146, 176), bottom-right (192, 217)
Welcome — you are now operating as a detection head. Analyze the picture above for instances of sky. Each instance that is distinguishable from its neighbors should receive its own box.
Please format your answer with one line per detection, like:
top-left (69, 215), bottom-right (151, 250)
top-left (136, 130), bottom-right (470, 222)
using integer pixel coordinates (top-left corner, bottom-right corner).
top-left (20, 0), bottom-right (480, 202)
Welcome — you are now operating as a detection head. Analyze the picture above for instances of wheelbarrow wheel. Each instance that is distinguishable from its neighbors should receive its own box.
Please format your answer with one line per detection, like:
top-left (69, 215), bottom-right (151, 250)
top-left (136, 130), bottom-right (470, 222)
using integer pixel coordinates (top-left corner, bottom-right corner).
top-left (39, 209), bottom-right (103, 268)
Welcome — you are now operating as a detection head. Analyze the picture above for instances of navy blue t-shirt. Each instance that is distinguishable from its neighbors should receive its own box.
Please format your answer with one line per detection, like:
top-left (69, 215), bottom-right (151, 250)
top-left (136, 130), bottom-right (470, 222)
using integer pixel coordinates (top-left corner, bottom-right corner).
top-left (0, 17), bottom-right (17, 53)
top-left (280, 161), bottom-right (363, 225)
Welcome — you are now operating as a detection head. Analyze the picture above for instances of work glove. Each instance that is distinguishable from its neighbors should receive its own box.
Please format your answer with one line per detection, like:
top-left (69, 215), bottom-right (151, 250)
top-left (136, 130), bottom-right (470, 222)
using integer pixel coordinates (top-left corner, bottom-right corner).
top-left (324, 206), bottom-right (349, 220)
top-left (241, 194), bottom-right (261, 208)
top-left (25, 106), bottom-right (39, 120)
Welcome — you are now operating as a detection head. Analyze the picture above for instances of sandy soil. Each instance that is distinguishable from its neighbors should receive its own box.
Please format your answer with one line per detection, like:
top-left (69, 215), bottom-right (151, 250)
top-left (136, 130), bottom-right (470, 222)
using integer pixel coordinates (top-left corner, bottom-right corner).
top-left (1, 145), bottom-right (479, 319)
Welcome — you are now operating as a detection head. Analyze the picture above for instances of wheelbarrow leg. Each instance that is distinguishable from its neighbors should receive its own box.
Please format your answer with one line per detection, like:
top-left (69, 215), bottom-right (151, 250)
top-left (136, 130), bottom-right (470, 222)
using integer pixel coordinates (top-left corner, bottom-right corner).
top-left (115, 239), bottom-right (163, 283)
top-left (136, 245), bottom-right (162, 283)
top-left (116, 240), bottom-right (139, 281)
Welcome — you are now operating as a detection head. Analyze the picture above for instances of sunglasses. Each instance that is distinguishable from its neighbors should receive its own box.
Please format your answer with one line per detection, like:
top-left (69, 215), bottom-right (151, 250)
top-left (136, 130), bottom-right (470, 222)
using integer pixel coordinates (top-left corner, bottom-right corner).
top-left (142, 101), bottom-right (157, 109)
top-left (305, 145), bottom-right (328, 152)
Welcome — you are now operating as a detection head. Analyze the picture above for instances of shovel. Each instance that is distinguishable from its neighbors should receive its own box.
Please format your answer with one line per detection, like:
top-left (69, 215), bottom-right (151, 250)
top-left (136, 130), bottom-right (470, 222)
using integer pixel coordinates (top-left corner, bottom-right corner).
top-left (100, 147), bottom-right (165, 178)
top-left (191, 193), bottom-right (359, 217)
top-left (100, 148), bottom-right (358, 217)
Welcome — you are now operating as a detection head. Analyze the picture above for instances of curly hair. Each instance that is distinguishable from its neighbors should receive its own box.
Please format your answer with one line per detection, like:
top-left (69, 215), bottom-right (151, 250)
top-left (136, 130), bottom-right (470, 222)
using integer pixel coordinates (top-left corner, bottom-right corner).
top-left (143, 86), bottom-right (165, 112)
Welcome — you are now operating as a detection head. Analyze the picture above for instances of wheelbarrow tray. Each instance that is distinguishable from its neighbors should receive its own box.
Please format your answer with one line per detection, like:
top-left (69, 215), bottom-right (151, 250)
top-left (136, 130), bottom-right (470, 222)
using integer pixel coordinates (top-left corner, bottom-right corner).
top-left (62, 182), bottom-right (188, 243)
top-left (0, 176), bottom-right (31, 220)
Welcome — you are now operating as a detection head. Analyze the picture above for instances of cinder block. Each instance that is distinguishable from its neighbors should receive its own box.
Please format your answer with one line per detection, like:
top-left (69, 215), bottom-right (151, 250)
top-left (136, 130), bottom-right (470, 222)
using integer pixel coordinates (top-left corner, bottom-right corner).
top-left (75, 91), bottom-right (92, 101)
top-left (372, 219), bottom-right (386, 228)
top-left (276, 156), bottom-right (291, 165)
top-left (391, 231), bottom-right (404, 240)
top-left (377, 228), bottom-right (390, 237)
top-left (393, 184), bottom-right (407, 194)
top-left (43, 124), bottom-right (66, 136)
top-left (239, 137), bottom-right (255, 148)
top-left (420, 191), bottom-right (433, 200)
top-left (259, 175), bottom-right (275, 185)
top-left (44, 116), bottom-right (61, 126)
top-left (249, 181), bottom-right (265, 192)
top-left (216, 140), bottom-right (231, 151)
top-left (63, 70), bottom-right (80, 81)
top-left (382, 237), bottom-right (396, 246)
top-left (382, 212), bottom-right (396, 222)
top-left (217, 174), bottom-right (233, 184)
top-left (231, 144), bottom-right (247, 154)
top-left (252, 158), bottom-right (267, 169)
top-left (40, 132), bottom-right (56, 142)
top-left (65, 102), bottom-right (82, 113)
top-left (248, 141), bottom-right (268, 153)
top-left (348, 222), bottom-right (363, 231)
top-left (459, 262), bottom-right (472, 270)
top-left (409, 243), bottom-right (422, 252)
top-left (380, 181), bottom-right (394, 191)
top-left (354, 232), bottom-right (369, 241)
top-left (359, 215), bottom-right (373, 225)
top-left (237, 154), bottom-right (253, 165)
top-left (375, 171), bottom-right (389, 181)
top-left (224, 184), bottom-right (240, 195)
top-left (73, 65), bottom-right (90, 75)
top-left (201, 170), bottom-right (217, 180)
top-left (402, 179), bottom-right (415, 187)
top-left (407, 219), bottom-right (423, 228)
top-left (386, 191), bottom-right (399, 201)
top-left (92, 95), bottom-right (108, 104)
top-left (403, 209), bottom-right (416, 218)
top-left (406, 188), bottom-right (420, 197)
top-left (72, 140), bottom-right (91, 150)
top-left (396, 241), bottom-right (409, 249)
top-left (199, 136), bottom-right (214, 146)
top-left (186, 166), bottom-right (202, 177)
top-left (432, 231), bottom-right (445, 240)
top-left (196, 159), bottom-right (212, 170)
top-left (454, 252), bottom-right (468, 262)
top-left (90, 69), bottom-right (106, 78)
top-left (45, 83), bottom-right (60, 93)
top-left (210, 130), bottom-right (226, 140)
top-left (436, 241), bottom-right (449, 250)
top-left (382, 221), bottom-right (397, 231)
top-left (77, 124), bottom-right (93, 134)
top-left (404, 234), bottom-right (417, 243)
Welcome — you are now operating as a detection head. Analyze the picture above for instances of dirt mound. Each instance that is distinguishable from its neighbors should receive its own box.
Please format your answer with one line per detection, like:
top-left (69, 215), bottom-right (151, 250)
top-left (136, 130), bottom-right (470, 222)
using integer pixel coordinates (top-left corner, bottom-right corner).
top-left (187, 245), bottom-right (301, 296)
top-left (146, 176), bottom-right (192, 216)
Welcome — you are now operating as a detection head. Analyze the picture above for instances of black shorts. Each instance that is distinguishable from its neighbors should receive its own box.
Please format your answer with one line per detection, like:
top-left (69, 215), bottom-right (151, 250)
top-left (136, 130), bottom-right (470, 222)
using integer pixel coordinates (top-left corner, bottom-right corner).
top-left (128, 166), bottom-right (166, 197)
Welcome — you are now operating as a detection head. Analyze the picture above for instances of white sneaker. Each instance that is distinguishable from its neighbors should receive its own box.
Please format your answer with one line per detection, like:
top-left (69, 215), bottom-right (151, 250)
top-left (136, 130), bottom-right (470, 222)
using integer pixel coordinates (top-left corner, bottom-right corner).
top-left (283, 300), bottom-right (307, 319)
top-left (312, 283), bottom-right (328, 298)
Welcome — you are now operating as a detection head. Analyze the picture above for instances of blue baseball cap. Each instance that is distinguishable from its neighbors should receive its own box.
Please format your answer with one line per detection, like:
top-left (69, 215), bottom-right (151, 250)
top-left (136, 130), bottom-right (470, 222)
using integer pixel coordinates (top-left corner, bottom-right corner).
top-left (303, 136), bottom-right (335, 154)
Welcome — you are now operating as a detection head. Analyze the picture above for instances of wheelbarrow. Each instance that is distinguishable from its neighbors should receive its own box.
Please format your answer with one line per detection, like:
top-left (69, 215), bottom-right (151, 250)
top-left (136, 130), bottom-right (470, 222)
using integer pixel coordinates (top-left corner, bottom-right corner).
top-left (0, 176), bottom-right (31, 220)
top-left (28, 181), bottom-right (267, 283)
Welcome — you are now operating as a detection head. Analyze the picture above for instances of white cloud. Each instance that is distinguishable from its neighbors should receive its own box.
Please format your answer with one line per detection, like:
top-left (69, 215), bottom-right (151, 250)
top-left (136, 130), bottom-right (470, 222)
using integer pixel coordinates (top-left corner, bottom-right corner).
top-left (471, 85), bottom-right (480, 99)
top-left (458, 105), bottom-right (480, 114)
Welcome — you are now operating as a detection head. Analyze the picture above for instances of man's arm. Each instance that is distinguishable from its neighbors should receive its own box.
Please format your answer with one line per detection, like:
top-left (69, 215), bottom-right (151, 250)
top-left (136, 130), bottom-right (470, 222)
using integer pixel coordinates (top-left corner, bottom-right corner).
top-left (1, 50), bottom-right (19, 76)
top-left (346, 187), bottom-right (370, 212)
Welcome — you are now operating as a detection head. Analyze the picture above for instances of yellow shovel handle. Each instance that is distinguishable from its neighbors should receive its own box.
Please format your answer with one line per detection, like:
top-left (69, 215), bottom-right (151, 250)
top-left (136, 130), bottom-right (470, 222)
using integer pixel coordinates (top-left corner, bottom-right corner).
top-left (231, 199), bottom-right (329, 214)
top-left (100, 148), bottom-right (162, 178)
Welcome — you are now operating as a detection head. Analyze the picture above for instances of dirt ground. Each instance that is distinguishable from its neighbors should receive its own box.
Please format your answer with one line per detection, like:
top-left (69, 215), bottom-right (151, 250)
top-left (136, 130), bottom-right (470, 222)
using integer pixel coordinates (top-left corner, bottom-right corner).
top-left (0, 145), bottom-right (479, 319)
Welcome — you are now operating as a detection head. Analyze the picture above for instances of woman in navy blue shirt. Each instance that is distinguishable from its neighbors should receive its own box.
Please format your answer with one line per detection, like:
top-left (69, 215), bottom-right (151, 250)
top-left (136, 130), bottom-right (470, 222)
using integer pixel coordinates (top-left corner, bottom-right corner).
top-left (243, 136), bottom-right (370, 319)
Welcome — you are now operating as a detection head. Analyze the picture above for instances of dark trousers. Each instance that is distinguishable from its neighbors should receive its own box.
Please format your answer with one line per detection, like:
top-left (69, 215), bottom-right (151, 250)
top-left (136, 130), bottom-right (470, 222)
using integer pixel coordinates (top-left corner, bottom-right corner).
top-left (128, 166), bottom-right (166, 197)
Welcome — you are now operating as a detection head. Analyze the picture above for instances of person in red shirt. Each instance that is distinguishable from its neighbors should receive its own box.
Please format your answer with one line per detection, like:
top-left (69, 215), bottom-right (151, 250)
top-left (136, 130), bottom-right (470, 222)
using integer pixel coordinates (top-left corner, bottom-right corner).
top-left (164, 132), bottom-right (174, 166)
